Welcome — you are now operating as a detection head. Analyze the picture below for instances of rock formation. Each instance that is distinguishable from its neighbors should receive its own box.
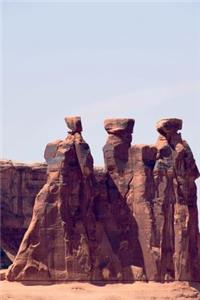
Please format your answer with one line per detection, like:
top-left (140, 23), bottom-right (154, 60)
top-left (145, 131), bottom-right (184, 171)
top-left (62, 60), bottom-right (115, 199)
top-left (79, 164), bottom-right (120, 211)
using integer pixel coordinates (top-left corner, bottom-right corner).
top-left (0, 161), bottom-right (46, 261)
top-left (1, 117), bottom-right (199, 282)
top-left (154, 119), bottom-right (200, 281)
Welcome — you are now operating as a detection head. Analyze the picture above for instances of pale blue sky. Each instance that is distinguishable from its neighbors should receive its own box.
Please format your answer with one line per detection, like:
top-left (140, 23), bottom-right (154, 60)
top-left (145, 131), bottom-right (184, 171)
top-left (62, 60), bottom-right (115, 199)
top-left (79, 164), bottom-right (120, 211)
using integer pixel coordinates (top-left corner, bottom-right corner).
top-left (1, 1), bottom-right (200, 211)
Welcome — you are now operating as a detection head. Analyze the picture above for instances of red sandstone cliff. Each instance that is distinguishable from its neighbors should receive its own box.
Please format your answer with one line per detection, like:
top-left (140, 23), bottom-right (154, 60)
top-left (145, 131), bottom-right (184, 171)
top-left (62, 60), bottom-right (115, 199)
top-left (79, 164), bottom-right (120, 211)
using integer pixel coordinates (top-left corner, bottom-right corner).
top-left (1, 117), bottom-right (199, 282)
top-left (0, 161), bottom-right (46, 261)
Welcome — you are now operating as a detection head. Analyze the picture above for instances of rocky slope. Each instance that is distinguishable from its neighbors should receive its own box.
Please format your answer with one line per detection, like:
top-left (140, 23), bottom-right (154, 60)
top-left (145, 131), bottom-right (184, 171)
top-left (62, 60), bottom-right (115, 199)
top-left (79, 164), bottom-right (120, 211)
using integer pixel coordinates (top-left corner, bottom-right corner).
top-left (1, 117), bottom-right (200, 282)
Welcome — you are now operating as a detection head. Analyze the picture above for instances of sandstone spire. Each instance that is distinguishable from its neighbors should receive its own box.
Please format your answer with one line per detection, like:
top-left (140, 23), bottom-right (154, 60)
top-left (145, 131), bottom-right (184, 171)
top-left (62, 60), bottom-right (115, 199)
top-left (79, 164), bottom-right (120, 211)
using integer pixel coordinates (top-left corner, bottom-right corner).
top-left (3, 117), bottom-right (199, 283)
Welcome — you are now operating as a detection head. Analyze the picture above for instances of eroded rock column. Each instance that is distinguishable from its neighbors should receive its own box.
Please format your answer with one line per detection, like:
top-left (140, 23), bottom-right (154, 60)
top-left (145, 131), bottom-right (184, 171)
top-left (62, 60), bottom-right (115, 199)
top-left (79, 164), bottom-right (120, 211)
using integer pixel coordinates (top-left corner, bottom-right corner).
top-left (154, 118), bottom-right (200, 281)
top-left (127, 144), bottom-right (158, 281)
top-left (103, 118), bottom-right (134, 197)
top-left (7, 117), bottom-right (97, 281)
top-left (103, 119), bottom-right (146, 281)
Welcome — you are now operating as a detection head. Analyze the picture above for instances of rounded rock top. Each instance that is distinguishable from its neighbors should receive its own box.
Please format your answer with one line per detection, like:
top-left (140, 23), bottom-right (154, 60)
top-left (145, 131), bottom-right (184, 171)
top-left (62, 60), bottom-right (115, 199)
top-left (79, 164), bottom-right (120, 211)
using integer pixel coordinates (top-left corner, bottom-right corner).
top-left (156, 118), bottom-right (182, 136)
top-left (104, 118), bottom-right (135, 134)
top-left (64, 116), bottom-right (82, 133)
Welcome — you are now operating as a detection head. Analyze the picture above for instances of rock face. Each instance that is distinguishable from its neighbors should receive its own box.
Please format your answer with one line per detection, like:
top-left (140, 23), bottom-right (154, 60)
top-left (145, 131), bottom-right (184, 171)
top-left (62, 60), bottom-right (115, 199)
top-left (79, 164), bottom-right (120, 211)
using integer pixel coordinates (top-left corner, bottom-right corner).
top-left (2, 117), bottom-right (200, 282)
top-left (154, 119), bottom-right (200, 281)
top-left (0, 249), bottom-right (12, 269)
top-left (0, 160), bottom-right (47, 261)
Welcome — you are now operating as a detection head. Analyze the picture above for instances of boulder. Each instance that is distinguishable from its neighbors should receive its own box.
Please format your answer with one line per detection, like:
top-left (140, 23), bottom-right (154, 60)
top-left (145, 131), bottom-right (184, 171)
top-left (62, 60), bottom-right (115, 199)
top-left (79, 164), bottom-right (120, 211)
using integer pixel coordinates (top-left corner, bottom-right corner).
top-left (64, 116), bottom-right (82, 133)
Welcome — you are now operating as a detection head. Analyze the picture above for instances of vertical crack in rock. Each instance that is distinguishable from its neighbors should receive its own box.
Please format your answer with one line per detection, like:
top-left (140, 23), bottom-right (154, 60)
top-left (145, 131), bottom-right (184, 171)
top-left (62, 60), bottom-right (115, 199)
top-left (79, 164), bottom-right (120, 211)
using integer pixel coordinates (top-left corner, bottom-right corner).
top-left (17, 169), bottom-right (22, 217)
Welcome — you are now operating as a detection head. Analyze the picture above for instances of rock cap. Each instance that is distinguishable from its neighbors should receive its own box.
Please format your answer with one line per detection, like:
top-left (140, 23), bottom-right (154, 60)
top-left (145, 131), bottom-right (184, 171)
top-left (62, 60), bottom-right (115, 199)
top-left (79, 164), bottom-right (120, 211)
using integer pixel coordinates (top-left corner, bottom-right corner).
top-left (104, 118), bottom-right (135, 134)
top-left (65, 116), bottom-right (82, 133)
top-left (156, 118), bottom-right (182, 136)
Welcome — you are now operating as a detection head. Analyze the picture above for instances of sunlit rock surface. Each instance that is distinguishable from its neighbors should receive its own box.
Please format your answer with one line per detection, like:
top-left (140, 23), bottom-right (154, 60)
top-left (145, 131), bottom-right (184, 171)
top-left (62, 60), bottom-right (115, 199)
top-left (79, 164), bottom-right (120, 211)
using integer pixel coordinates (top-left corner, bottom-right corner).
top-left (1, 117), bottom-right (199, 282)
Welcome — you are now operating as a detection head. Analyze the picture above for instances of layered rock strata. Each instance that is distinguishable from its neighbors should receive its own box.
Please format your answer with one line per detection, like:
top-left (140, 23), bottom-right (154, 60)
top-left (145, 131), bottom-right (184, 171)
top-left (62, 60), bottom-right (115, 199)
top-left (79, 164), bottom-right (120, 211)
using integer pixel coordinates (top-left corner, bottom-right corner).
top-left (1, 117), bottom-right (199, 282)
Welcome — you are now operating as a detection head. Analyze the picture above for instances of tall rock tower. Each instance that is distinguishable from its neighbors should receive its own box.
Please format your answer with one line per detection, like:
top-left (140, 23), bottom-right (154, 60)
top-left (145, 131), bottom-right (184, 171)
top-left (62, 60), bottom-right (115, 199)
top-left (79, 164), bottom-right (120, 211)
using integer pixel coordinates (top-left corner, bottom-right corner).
top-left (6, 117), bottom-right (200, 282)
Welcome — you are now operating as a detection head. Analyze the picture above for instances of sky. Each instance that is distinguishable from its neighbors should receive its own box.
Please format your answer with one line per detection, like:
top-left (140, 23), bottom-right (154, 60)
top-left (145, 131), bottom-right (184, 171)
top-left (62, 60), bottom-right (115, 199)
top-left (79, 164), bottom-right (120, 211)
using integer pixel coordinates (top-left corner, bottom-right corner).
top-left (1, 1), bottom-right (200, 214)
